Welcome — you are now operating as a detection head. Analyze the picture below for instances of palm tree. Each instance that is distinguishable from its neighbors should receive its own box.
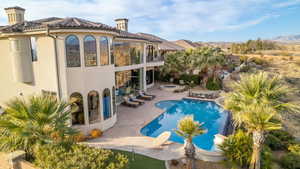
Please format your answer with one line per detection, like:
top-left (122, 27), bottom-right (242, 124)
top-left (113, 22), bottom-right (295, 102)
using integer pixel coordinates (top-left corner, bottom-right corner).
top-left (0, 95), bottom-right (78, 159)
top-left (239, 104), bottom-right (281, 169)
top-left (224, 72), bottom-right (296, 127)
top-left (174, 116), bottom-right (206, 169)
top-left (224, 72), bottom-right (297, 169)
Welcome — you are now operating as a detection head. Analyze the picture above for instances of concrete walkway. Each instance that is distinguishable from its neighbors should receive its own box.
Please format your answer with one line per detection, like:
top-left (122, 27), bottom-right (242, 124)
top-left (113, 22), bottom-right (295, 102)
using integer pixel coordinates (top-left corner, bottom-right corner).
top-left (86, 86), bottom-right (188, 160)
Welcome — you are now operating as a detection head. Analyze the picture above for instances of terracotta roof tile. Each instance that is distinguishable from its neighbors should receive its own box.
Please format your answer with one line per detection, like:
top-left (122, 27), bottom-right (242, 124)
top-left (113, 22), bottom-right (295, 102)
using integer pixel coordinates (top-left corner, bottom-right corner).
top-left (0, 17), bottom-right (119, 33)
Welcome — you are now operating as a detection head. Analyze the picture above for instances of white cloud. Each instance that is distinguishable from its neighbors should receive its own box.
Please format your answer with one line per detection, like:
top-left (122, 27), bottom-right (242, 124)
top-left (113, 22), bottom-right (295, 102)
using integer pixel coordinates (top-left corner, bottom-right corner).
top-left (0, 0), bottom-right (296, 40)
top-left (272, 0), bottom-right (300, 8)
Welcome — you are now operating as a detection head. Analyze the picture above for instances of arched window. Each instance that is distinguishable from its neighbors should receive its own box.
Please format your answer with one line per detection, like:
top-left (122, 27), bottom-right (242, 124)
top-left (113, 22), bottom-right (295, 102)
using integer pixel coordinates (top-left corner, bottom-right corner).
top-left (70, 92), bottom-right (85, 125)
top-left (103, 88), bottom-right (111, 120)
top-left (88, 91), bottom-right (100, 123)
top-left (65, 35), bottom-right (81, 67)
top-left (100, 36), bottom-right (109, 65)
top-left (84, 35), bottom-right (97, 67)
top-left (112, 86), bottom-right (116, 115)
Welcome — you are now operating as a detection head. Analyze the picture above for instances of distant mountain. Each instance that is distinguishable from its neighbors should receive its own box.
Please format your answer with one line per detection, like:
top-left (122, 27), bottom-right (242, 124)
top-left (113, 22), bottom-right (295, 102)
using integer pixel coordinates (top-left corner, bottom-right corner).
top-left (272, 34), bottom-right (300, 43)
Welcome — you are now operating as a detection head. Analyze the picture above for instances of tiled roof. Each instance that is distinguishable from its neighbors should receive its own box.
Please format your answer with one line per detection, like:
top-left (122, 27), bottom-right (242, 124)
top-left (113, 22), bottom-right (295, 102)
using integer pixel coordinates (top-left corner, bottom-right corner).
top-left (0, 16), bottom-right (162, 43)
top-left (4, 6), bottom-right (25, 11)
top-left (0, 17), bottom-right (119, 33)
top-left (138, 33), bottom-right (184, 51)
top-left (116, 30), bottom-right (159, 42)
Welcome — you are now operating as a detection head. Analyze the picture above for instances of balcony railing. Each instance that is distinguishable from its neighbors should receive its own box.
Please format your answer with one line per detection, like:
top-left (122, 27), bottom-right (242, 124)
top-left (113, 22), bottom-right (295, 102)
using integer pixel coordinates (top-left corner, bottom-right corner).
top-left (146, 55), bottom-right (164, 63)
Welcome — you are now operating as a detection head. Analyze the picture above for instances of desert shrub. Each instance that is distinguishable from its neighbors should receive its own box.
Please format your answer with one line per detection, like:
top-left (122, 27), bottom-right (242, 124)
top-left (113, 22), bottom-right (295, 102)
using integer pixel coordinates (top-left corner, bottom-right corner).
top-left (280, 153), bottom-right (300, 169)
top-left (34, 144), bottom-right (128, 169)
top-left (266, 130), bottom-right (295, 151)
top-left (206, 77), bottom-right (222, 90)
top-left (220, 130), bottom-right (272, 169)
top-left (251, 57), bottom-right (268, 65)
top-left (288, 144), bottom-right (300, 155)
top-left (239, 55), bottom-right (249, 63)
top-left (239, 64), bottom-right (251, 72)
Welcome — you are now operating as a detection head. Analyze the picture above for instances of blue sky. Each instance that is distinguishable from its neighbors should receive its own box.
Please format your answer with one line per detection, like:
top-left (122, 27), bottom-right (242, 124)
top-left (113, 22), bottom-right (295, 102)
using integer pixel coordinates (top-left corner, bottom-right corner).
top-left (0, 0), bottom-right (299, 42)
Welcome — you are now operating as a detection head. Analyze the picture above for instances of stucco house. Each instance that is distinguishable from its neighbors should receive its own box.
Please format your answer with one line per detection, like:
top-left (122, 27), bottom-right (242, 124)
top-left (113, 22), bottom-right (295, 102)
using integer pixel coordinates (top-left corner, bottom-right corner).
top-left (0, 6), bottom-right (166, 134)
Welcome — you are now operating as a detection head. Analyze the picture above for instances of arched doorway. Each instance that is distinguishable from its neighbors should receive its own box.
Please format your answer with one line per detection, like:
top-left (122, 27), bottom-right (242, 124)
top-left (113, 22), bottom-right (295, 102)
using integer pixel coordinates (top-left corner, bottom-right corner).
top-left (88, 91), bottom-right (100, 123)
top-left (70, 92), bottom-right (85, 125)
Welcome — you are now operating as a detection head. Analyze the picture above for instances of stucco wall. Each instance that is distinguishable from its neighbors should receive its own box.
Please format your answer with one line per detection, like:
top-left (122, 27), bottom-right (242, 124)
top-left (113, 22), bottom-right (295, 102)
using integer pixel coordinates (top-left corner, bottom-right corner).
top-left (55, 33), bottom-right (117, 133)
top-left (0, 36), bottom-right (58, 107)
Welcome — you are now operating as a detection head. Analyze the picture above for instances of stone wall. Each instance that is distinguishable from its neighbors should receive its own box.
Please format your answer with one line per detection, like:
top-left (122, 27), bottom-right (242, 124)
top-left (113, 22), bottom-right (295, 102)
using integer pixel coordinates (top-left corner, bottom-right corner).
top-left (0, 151), bottom-right (39, 169)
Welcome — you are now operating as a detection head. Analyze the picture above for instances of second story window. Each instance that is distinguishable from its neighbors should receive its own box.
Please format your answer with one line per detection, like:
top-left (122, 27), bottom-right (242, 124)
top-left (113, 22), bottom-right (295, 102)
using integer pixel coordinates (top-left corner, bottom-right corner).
top-left (30, 37), bottom-right (37, 62)
top-left (100, 36), bottom-right (109, 65)
top-left (146, 45), bottom-right (154, 62)
top-left (65, 35), bottom-right (81, 67)
top-left (84, 35), bottom-right (97, 67)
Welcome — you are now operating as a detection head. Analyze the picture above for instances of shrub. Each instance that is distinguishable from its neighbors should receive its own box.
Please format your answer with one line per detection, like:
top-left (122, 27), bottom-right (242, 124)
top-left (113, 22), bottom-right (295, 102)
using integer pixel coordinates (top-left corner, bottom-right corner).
top-left (239, 64), bottom-right (251, 72)
top-left (280, 153), bottom-right (300, 169)
top-left (74, 132), bottom-right (87, 142)
top-left (251, 57), bottom-right (268, 65)
top-left (288, 144), bottom-right (300, 155)
top-left (265, 134), bottom-right (285, 150)
top-left (206, 77), bottom-right (222, 90)
top-left (239, 55), bottom-right (249, 63)
top-left (90, 129), bottom-right (102, 138)
top-left (261, 146), bottom-right (273, 169)
top-left (179, 74), bottom-right (201, 85)
top-left (220, 130), bottom-right (252, 168)
top-left (170, 159), bottom-right (179, 166)
top-left (266, 130), bottom-right (295, 151)
top-left (220, 130), bottom-right (272, 169)
top-left (34, 144), bottom-right (128, 169)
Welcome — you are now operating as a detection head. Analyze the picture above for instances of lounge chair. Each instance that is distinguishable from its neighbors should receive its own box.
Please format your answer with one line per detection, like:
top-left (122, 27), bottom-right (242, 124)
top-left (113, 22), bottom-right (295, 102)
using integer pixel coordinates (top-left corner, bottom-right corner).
top-left (151, 131), bottom-right (171, 149)
top-left (122, 96), bottom-right (139, 107)
top-left (137, 91), bottom-right (153, 100)
top-left (141, 90), bottom-right (156, 99)
top-left (129, 94), bottom-right (145, 105)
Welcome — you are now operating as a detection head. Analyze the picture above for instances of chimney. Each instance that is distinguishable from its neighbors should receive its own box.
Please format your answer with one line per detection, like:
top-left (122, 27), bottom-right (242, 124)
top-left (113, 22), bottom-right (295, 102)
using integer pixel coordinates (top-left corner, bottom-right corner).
top-left (4, 6), bottom-right (25, 25)
top-left (115, 18), bottom-right (128, 32)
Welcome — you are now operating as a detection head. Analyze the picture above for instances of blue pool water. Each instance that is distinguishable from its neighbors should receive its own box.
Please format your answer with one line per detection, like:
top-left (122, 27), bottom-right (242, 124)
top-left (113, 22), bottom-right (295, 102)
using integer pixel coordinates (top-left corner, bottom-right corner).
top-left (140, 99), bottom-right (228, 151)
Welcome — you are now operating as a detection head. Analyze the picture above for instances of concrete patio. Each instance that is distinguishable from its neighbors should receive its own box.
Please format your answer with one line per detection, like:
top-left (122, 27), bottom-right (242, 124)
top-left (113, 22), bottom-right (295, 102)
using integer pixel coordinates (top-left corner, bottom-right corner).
top-left (86, 85), bottom-right (188, 160)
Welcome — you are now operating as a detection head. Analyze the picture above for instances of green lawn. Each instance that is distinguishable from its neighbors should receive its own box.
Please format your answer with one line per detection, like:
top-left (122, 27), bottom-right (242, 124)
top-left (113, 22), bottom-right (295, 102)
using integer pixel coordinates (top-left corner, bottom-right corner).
top-left (112, 149), bottom-right (166, 169)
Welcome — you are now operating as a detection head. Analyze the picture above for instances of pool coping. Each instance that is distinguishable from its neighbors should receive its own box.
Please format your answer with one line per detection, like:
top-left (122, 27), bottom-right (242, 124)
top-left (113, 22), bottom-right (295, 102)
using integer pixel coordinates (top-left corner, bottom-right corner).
top-left (138, 96), bottom-right (230, 151)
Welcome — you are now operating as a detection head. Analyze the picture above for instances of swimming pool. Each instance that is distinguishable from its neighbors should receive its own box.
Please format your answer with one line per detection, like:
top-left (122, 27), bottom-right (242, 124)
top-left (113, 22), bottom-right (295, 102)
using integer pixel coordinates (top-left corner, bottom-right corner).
top-left (140, 99), bottom-right (228, 151)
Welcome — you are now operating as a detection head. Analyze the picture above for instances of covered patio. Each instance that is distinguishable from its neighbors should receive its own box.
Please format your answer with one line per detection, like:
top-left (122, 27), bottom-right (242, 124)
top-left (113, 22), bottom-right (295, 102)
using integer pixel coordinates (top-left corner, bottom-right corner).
top-left (86, 85), bottom-right (187, 160)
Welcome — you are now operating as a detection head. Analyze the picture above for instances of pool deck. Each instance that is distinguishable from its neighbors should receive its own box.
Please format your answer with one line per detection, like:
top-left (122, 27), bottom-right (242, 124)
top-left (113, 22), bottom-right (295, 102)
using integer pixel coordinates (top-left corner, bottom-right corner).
top-left (86, 85), bottom-right (188, 160)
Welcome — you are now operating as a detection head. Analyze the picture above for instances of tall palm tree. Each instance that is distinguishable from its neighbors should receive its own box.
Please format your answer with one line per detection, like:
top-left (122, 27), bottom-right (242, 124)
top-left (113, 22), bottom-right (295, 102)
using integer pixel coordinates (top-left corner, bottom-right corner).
top-left (239, 104), bottom-right (281, 169)
top-left (175, 116), bottom-right (206, 169)
top-left (0, 95), bottom-right (78, 159)
top-left (224, 72), bottom-right (297, 169)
